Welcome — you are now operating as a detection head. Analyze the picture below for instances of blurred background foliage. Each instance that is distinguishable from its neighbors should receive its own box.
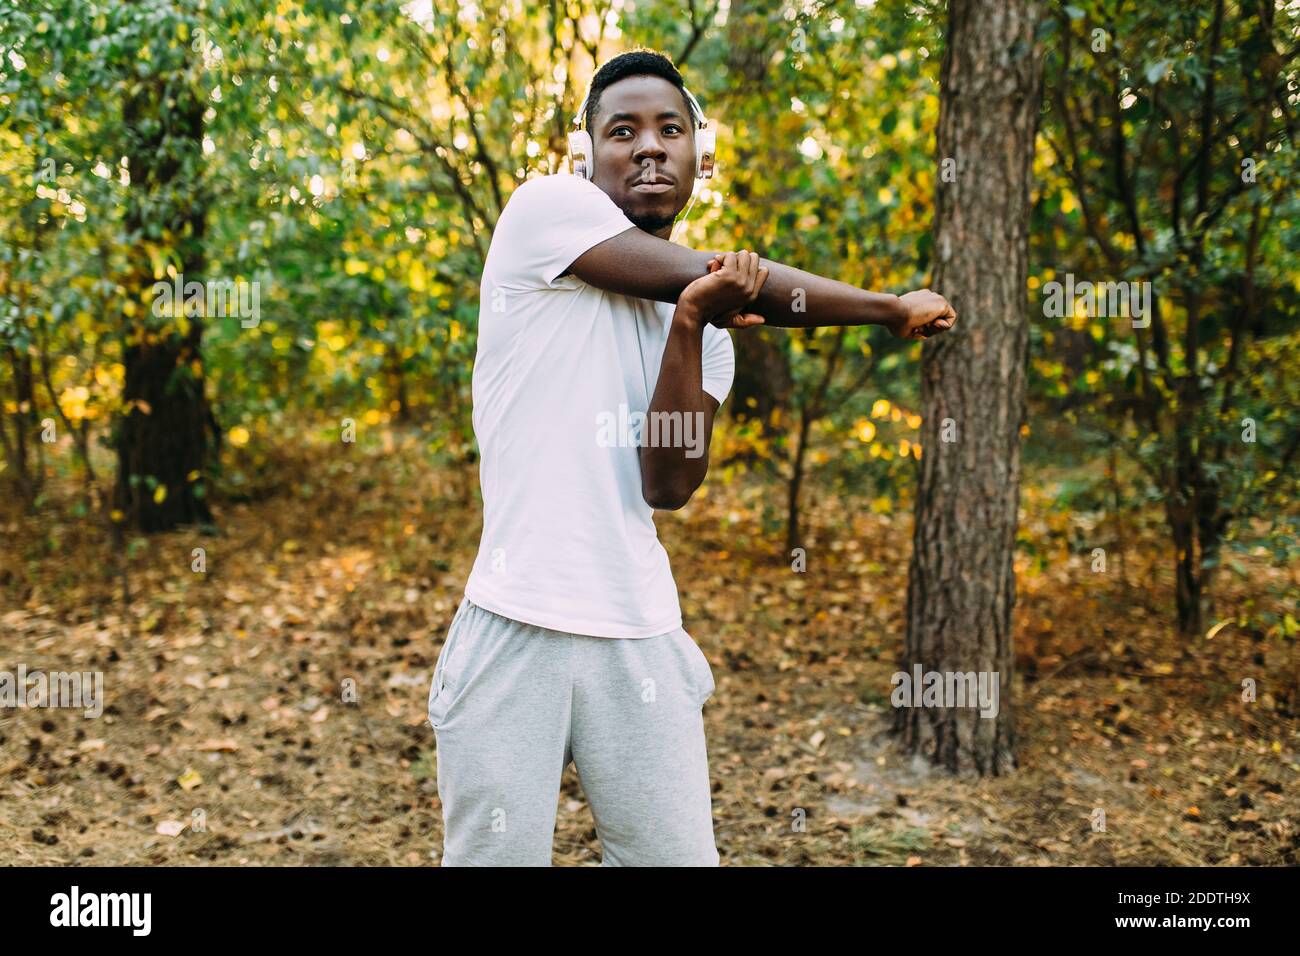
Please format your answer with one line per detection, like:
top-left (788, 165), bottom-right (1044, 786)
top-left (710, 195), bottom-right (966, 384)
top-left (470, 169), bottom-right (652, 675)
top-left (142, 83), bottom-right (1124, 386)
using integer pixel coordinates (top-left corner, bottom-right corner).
top-left (1, 0), bottom-right (1296, 635)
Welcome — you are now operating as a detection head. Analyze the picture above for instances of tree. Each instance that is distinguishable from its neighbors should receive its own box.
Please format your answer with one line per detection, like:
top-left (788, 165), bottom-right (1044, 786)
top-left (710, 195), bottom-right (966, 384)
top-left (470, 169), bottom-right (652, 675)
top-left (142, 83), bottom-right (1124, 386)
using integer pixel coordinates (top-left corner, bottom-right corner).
top-left (114, 8), bottom-right (215, 531)
top-left (1037, 0), bottom-right (1299, 636)
top-left (898, 0), bottom-right (1046, 776)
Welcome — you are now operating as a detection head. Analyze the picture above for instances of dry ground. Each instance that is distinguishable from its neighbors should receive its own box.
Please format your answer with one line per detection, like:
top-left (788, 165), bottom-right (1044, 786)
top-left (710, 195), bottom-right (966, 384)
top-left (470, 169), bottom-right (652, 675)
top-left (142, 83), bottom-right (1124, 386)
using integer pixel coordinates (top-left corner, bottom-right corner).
top-left (1, 429), bottom-right (1296, 866)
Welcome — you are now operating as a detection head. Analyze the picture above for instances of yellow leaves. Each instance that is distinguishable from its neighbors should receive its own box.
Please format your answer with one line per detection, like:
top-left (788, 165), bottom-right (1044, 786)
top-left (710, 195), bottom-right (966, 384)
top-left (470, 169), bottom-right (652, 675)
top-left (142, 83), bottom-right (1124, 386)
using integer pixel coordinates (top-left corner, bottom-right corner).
top-left (1205, 620), bottom-right (1231, 640)
top-left (187, 470), bottom-right (201, 482)
top-left (1059, 191), bottom-right (1077, 214)
top-left (871, 399), bottom-right (891, 419)
top-left (228, 425), bottom-right (250, 447)
top-left (409, 258), bottom-right (427, 292)
top-left (153, 484), bottom-right (167, 505)
top-left (1070, 300), bottom-right (1090, 330)
top-left (363, 408), bottom-right (384, 426)
top-left (854, 419), bottom-right (876, 443)
top-left (448, 320), bottom-right (462, 342)
top-left (58, 385), bottom-right (94, 422)
top-left (176, 767), bottom-right (202, 791)
top-left (345, 258), bottom-right (369, 276)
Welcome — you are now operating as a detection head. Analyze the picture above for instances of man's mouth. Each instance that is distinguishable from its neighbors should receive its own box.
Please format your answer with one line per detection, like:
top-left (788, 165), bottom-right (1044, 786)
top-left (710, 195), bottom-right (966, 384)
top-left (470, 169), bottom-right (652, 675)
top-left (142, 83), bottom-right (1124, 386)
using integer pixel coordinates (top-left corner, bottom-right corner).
top-left (630, 172), bottom-right (674, 195)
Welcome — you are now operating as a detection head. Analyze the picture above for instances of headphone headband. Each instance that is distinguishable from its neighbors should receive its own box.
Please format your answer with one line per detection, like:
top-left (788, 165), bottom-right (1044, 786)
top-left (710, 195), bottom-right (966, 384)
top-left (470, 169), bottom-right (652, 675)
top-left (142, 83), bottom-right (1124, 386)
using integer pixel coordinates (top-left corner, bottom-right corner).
top-left (572, 84), bottom-right (709, 132)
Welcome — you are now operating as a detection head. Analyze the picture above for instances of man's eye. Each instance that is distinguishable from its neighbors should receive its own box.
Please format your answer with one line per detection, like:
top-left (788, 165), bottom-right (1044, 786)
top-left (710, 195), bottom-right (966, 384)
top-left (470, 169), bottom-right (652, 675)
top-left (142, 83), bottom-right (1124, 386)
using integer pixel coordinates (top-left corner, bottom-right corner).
top-left (611, 125), bottom-right (684, 137)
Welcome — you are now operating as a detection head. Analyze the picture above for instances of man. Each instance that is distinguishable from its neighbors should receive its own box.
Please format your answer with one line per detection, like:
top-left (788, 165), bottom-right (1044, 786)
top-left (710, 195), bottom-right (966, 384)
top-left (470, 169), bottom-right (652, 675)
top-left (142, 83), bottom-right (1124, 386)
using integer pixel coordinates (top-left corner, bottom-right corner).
top-left (427, 49), bottom-right (955, 866)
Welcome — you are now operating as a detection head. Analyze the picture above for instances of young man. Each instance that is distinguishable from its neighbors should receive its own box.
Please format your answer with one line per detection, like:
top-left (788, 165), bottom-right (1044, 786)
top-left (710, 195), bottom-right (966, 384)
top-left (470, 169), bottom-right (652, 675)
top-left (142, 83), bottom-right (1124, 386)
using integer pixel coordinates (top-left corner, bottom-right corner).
top-left (427, 50), bottom-right (956, 866)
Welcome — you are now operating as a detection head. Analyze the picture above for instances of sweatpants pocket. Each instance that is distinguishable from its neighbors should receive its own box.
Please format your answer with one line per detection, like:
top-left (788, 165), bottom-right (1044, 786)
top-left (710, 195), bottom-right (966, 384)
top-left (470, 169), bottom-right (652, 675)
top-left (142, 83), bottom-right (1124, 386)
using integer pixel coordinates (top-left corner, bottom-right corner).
top-left (676, 629), bottom-right (716, 708)
top-left (428, 598), bottom-right (472, 729)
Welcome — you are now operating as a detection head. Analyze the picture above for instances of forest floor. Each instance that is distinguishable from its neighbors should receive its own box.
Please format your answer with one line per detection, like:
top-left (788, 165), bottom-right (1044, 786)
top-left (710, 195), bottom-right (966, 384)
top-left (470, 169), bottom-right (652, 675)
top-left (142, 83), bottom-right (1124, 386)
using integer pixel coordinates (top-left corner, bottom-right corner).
top-left (2, 428), bottom-right (1296, 866)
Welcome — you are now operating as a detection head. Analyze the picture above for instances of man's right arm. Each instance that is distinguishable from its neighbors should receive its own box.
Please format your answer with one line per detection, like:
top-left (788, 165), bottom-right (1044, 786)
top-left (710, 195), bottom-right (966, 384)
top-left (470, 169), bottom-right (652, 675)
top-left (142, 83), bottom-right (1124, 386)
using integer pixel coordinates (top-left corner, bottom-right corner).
top-left (566, 225), bottom-right (946, 336)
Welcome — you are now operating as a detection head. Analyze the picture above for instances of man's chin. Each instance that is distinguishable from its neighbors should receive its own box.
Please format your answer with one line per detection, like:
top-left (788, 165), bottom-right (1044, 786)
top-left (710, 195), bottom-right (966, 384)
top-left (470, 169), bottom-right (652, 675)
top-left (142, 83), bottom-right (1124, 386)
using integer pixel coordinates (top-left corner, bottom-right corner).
top-left (620, 201), bottom-right (678, 234)
top-left (626, 210), bottom-right (676, 233)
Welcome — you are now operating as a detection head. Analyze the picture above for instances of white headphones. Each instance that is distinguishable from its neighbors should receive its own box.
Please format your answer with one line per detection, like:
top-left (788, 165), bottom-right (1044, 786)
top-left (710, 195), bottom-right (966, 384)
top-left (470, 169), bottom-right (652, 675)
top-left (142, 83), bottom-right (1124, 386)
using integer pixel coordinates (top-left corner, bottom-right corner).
top-left (568, 83), bottom-right (717, 182)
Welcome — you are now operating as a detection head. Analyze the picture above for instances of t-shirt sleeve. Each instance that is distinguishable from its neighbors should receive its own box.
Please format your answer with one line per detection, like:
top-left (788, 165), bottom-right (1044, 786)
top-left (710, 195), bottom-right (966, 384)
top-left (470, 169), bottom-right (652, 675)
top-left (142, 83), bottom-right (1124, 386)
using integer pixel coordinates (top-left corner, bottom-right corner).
top-left (488, 174), bottom-right (636, 291)
top-left (700, 327), bottom-right (736, 406)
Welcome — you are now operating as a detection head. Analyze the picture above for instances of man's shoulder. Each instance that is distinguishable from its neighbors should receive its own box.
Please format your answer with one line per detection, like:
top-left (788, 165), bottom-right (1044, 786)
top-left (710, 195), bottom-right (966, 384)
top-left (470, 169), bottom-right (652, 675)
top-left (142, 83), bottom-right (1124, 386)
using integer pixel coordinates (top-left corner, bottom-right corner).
top-left (507, 172), bottom-right (597, 207)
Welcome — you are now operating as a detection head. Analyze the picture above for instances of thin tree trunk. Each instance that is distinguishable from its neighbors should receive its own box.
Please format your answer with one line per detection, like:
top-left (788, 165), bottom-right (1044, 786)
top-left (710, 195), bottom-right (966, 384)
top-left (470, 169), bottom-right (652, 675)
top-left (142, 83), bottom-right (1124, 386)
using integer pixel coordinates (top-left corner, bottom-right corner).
top-left (898, 0), bottom-right (1044, 777)
top-left (723, 0), bottom-right (792, 441)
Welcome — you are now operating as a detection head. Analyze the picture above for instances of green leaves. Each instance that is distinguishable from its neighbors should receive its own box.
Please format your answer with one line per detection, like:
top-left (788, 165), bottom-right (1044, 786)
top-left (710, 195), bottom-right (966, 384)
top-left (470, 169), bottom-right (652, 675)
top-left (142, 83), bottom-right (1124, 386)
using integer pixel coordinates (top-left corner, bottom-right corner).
top-left (1144, 58), bottom-right (1172, 85)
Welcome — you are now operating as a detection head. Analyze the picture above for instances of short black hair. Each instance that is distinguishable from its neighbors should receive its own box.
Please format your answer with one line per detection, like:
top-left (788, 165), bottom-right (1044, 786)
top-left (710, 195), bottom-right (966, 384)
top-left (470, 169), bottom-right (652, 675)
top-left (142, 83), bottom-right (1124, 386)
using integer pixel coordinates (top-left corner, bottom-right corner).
top-left (583, 49), bottom-right (696, 132)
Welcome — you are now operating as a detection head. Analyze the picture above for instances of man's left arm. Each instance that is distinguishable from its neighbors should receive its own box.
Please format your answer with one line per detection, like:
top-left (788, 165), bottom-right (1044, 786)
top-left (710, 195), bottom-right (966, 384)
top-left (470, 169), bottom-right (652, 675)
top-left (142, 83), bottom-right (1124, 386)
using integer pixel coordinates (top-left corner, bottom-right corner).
top-left (639, 307), bottom-right (718, 511)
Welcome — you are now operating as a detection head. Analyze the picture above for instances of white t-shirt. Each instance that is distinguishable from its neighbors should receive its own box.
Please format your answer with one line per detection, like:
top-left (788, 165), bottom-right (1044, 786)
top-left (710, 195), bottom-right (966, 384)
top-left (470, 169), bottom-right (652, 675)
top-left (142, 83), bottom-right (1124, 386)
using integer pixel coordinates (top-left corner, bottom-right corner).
top-left (463, 173), bottom-right (735, 638)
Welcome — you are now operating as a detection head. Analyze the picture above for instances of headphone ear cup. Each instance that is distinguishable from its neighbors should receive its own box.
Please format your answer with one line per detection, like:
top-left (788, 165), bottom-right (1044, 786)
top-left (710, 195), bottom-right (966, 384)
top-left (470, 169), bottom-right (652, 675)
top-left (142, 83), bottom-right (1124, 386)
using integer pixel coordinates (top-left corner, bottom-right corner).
top-left (568, 130), bottom-right (594, 180)
top-left (695, 127), bottom-right (716, 180)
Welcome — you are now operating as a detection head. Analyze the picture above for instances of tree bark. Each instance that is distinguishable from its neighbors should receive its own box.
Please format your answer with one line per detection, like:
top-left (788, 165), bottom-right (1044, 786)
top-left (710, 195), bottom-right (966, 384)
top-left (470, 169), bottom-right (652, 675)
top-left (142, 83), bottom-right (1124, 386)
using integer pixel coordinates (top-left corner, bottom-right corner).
top-left (897, 0), bottom-right (1045, 777)
top-left (114, 68), bottom-right (214, 533)
top-left (722, 0), bottom-right (792, 439)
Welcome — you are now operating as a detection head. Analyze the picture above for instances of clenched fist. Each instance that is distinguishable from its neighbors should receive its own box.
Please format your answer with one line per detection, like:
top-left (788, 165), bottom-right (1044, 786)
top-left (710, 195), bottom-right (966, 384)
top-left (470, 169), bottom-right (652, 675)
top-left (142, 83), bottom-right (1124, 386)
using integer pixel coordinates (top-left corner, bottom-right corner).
top-left (677, 250), bottom-right (769, 330)
top-left (893, 289), bottom-right (957, 340)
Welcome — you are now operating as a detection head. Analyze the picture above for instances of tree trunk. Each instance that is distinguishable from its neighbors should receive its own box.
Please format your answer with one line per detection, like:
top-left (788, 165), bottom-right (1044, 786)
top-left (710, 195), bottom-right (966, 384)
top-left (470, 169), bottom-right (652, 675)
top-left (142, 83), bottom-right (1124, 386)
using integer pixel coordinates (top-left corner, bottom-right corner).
top-left (785, 404), bottom-right (812, 554)
top-left (2, 347), bottom-right (39, 509)
top-left (114, 69), bottom-right (214, 532)
top-left (722, 0), bottom-right (792, 441)
top-left (731, 330), bottom-right (793, 438)
top-left (897, 0), bottom-right (1044, 777)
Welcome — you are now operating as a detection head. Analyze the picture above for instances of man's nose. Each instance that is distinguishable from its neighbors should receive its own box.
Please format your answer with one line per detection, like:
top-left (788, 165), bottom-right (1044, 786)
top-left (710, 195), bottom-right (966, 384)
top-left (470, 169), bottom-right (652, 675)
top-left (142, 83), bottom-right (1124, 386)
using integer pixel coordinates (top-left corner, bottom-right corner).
top-left (632, 134), bottom-right (668, 163)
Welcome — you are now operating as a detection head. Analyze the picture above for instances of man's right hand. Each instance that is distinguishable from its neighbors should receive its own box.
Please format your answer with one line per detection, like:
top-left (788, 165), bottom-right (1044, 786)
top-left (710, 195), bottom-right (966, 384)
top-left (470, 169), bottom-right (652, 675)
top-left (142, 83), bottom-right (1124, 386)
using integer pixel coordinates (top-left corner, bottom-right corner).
top-left (893, 289), bottom-right (957, 340)
top-left (677, 250), bottom-right (770, 331)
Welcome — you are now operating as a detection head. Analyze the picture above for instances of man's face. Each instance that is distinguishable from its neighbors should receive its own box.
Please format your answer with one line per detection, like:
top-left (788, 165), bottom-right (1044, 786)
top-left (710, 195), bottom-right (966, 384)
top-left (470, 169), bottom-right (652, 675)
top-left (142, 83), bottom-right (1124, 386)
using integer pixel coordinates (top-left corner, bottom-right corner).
top-left (588, 75), bottom-right (696, 239)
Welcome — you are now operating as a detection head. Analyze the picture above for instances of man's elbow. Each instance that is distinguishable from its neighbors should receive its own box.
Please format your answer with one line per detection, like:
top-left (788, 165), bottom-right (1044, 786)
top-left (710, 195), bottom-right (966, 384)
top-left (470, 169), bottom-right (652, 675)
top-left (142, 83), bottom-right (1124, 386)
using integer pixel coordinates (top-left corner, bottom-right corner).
top-left (641, 480), bottom-right (697, 511)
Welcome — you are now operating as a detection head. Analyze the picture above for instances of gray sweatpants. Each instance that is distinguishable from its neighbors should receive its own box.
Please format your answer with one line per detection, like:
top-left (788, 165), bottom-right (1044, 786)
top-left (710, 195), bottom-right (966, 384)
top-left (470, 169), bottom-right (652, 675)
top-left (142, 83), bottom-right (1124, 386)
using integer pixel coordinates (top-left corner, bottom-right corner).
top-left (426, 597), bottom-right (719, 866)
